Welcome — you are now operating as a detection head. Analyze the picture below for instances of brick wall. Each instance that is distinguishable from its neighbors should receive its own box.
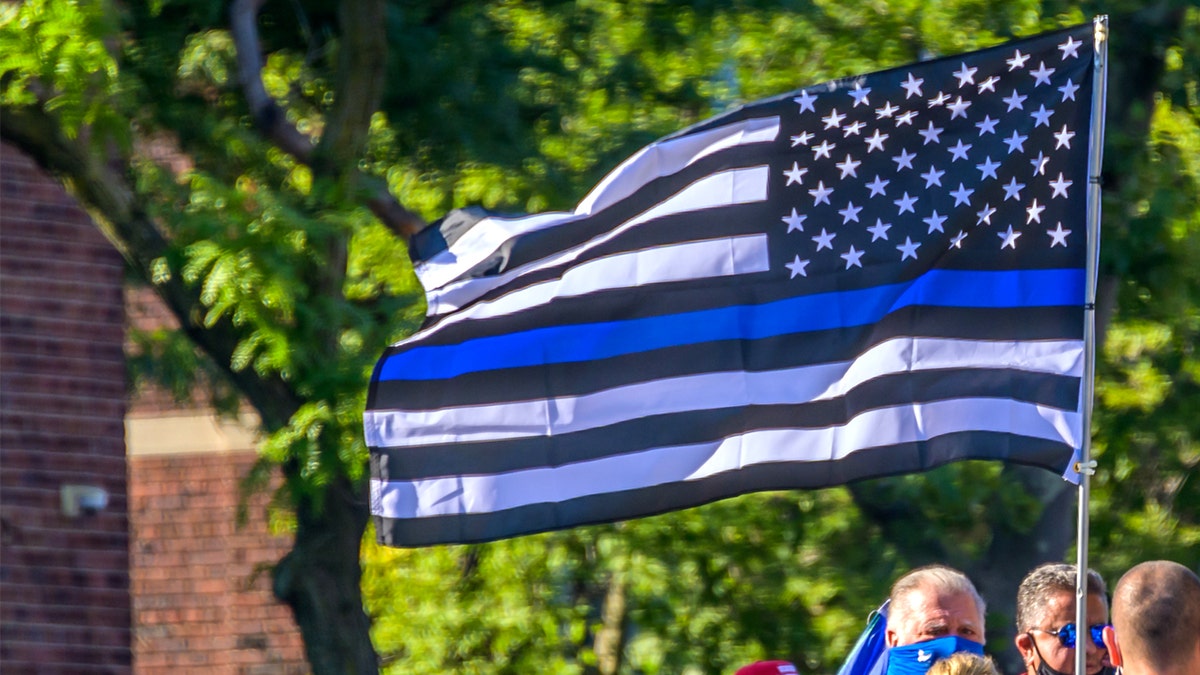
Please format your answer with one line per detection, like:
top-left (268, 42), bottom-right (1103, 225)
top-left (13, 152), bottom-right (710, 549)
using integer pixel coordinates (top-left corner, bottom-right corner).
top-left (2, 142), bottom-right (308, 674)
top-left (128, 449), bottom-right (306, 674)
top-left (0, 142), bottom-right (133, 673)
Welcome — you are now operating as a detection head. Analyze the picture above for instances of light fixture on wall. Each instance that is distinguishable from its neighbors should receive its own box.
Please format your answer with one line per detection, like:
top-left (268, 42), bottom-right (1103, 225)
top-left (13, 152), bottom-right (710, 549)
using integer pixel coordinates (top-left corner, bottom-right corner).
top-left (60, 484), bottom-right (109, 517)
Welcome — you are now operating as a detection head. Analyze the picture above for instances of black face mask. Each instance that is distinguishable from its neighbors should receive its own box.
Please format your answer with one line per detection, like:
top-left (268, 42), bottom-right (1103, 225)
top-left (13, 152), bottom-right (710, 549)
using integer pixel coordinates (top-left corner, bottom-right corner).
top-left (1030, 637), bottom-right (1117, 675)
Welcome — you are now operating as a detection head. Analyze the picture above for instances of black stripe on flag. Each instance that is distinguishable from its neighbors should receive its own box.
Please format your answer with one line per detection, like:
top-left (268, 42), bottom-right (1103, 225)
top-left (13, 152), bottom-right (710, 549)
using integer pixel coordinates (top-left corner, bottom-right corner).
top-left (373, 431), bottom-right (1076, 547)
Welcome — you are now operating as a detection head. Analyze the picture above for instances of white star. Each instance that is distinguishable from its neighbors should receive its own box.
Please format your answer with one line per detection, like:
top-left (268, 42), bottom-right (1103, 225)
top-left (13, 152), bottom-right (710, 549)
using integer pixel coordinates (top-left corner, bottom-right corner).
top-left (1003, 89), bottom-right (1027, 111)
top-left (897, 236), bottom-right (921, 261)
top-left (918, 121), bottom-right (944, 145)
top-left (1026, 198), bottom-right (1046, 224)
top-left (976, 203), bottom-right (997, 225)
top-left (841, 244), bottom-right (865, 269)
top-left (923, 210), bottom-right (948, 234)
top-left (794, 90), bottom-right (818, 113)
top-left (947, 96), bottom-right (972, 119)
top-left (843, 121), bottom-right (866, 137)
top-left (839, 201), bottom-right (863, 224)
top-left (784, 162), bottom-right (808, 186)
top-left (782, 208), bottom-right (807, 233)
top-left (1059, 36), bottom-right (1083, 60)
top-left (868, 218), bottom-right (892, 241)
top-left (950, 230), bottom-right (969, 248)
top-left (1003, 130), bottom-right (1029, 154)
top-left (1030, 151), bottom-right (1050, 176)
top-left (786, 255), bottom-right (810, 278)
top-left (998, 224), bottom-right (1022, 248)
top-left (1007, 49), bottom-right (1030, 71)
top-left (920, 166), bottom-right (945, 187)
top-left (866, 175), bottom-right (890, 197)
top-left (812, 228), bottom-right (836, 251)
top-left (894, 192), bottom-right (918, 214)
top-left (790, 131), bottom-right (814, 147)
top-left (896, 110), bottom-right (919, 126)
top-left (901, 73), bottom-right (924, 98)
top-left (1049, 172), bottom-right (1073, 198)
top-left (892, 149), bottom-right (917, 170)
top-left (949, 183), bottom-right (975, 206)
top-left (876, 101), bottom-right (899, 119)
top-left (927, 91), bottom-right (950, 107)
top-left (953, 62), bottom-right (978, 87)
top-left (978, 75), bottom-right (999, 93)
top-left (813, 140), bottom-right (836, 160)
top-left (1002, 177), bottom-right (1026, 201)
top-left (850, 83), bottom-right (872, 107)
top-left (836, 154), bottom-right (862, 178)
top-left (1054, 125), bottom-right (1076, 149)
top-left (865, 129), bottom-right (889, 152)
top-left (975, 115), bottom-right (999, 135)
top-left (1031, 104), bottom-right (1054, 127)
top-left (1031, 61), bottom-right (1056, 86)
top-left (823, 108), bottom-right (846, 129)
top-left (976, 156), bottom-right (1000, 180)
top-left (1047, 222), bottom-right (1072, 247)
top-left (949, 140), bottom-right (973, 162)
top-left (1058, 79), bottom-right (1079, 102)
top-left (809, 180), bottom-right (834, 205)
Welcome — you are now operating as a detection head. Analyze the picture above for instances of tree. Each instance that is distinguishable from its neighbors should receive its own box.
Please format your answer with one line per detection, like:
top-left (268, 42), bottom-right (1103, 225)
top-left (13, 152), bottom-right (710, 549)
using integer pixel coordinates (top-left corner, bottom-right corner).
top-left (3, 1), bottom-right (1198, 674)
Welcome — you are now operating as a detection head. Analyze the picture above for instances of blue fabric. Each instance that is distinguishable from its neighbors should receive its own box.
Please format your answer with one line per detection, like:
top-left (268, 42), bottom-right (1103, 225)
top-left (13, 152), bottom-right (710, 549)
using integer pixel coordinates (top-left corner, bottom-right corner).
top-left (836, 601), bottom-right (890, 675)
top-left (884, 636), bottom-right (985, 675)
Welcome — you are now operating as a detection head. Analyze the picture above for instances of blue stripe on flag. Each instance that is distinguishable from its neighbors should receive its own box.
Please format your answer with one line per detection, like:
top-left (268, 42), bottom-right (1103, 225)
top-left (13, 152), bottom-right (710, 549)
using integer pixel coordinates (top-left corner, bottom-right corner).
top-left (377, 267), bottom-right (1084, 381)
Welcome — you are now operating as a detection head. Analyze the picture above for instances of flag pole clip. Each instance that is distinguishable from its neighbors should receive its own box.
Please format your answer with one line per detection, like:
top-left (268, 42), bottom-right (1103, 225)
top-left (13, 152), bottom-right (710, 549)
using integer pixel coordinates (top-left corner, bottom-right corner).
top-left (1073, 459), bottom-right (1097, 476)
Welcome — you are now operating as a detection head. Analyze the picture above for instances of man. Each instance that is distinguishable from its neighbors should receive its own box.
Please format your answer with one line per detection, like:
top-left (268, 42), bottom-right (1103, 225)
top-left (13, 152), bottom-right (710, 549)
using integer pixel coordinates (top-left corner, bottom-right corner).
top-left (882, 565), bottom-right (987, 675)
top-left (1013, 563), bottom-right (1115, 675)
top-left (1102, 560), bottom-right (1200, 675)
top-left (886, 565), bottom-right (987, 647)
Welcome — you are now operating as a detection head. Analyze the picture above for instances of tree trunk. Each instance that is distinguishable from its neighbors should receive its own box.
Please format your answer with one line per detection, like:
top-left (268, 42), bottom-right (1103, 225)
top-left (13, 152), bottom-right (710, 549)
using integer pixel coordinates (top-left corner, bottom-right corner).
top-left (273, 475), bottom-right (378, 675)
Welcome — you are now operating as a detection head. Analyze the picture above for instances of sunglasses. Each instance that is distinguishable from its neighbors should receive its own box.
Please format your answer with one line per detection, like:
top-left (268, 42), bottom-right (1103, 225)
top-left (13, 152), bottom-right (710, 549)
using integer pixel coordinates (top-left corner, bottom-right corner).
top-left (1029, 622), bottom-right (1110, 649)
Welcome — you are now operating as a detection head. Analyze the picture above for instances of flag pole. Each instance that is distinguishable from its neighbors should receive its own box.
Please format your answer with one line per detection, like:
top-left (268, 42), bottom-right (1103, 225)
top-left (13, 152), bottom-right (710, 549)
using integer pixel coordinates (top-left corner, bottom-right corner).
top-left (1075, 14), bottom-right (1108, 675)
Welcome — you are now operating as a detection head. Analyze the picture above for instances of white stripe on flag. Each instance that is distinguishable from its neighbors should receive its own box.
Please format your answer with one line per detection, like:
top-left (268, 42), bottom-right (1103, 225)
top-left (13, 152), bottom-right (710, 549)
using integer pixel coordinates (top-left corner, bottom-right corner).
top-left (425, 165), bottom-right (771, 317)
top-left (576, 116), bottom-right (780, 216)
top-left (416, 211), bottom-right (579, 293)
top-left (419, 235), bottom-right (768, 333)
top-left (370, 397), bottom-right (1082, 519)
top-left (364, 337), bottom-right (1084, 448)
top-left (416, 116), bottom-right (780, 295)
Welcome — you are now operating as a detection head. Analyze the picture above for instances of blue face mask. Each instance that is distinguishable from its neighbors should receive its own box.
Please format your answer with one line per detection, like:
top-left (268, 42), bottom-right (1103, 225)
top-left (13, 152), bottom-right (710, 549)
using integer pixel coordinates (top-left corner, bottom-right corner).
top-left (884, 635), bottom-right (985, 675)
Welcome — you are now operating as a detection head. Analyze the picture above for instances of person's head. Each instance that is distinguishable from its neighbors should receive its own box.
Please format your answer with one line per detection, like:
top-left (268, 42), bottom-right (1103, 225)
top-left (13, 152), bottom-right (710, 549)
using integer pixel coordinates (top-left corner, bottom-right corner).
top-left (885, 565), bottom-right (986, 648)
top-left (1013, 563), bottom-right (1112, 675)
top-left (1102, 560), bottom-right (1200, 675)
top-left (927, 652), bottom-right (1001, 675)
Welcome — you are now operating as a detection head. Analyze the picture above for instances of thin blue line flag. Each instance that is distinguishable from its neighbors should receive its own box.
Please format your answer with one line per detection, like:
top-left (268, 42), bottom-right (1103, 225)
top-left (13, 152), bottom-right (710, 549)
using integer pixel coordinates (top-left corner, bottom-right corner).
top-left (366, 23), bottom-right (1098, 547)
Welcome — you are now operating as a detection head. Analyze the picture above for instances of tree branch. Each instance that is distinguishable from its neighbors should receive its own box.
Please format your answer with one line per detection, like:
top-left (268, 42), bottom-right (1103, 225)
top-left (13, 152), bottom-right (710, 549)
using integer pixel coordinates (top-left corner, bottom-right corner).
top-left (229, 0), bottom-right (426, 239)
top-left (1, 105), bottom-right (302, 431)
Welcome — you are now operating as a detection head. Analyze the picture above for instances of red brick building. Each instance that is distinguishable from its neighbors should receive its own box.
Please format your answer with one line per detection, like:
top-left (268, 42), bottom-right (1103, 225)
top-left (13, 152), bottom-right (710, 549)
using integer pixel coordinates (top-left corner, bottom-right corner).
top-left (1, 142), bottom-right (307, 674)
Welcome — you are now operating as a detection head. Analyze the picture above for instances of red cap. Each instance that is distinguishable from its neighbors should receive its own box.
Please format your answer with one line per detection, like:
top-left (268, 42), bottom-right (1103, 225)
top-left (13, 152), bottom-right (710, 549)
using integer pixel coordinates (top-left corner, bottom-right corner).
top-left (735, 660), bottom-right (799, 675)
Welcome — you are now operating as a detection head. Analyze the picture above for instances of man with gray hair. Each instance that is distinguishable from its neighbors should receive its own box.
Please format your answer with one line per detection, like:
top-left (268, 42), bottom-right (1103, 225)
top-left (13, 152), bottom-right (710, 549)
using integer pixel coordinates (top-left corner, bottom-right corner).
top-left (882, 565), bottom-right (987, 675)
top-left (1101, 560), bottom-right (1200, 675)
top-left (1013, 563), bottom-right (1115, 675)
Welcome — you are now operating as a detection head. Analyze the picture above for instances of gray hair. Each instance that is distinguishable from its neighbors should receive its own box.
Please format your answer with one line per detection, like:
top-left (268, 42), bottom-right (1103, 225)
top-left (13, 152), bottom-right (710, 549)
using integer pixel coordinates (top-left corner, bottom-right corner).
top-left (1015, 563), bottom-right (1108, 631)
top-left (888, 565), bottom-right (987, 629)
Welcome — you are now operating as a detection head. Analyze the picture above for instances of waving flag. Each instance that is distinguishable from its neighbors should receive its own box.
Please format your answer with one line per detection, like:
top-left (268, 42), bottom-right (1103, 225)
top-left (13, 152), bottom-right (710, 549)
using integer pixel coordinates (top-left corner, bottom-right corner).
top-left (366, 23), bottom-right (1099, 547)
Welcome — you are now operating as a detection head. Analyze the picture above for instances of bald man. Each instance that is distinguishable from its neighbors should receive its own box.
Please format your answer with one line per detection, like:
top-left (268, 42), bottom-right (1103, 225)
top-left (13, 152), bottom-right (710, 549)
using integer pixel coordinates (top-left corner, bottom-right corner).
top-left (1101, 560), bottom-right (1200, 675)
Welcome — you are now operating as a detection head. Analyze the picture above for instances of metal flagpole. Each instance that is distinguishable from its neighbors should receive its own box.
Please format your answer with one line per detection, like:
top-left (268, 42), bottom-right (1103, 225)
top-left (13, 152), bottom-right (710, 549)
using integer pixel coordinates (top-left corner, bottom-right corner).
top-left (1075, 14), bottom-right (1108, 675)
